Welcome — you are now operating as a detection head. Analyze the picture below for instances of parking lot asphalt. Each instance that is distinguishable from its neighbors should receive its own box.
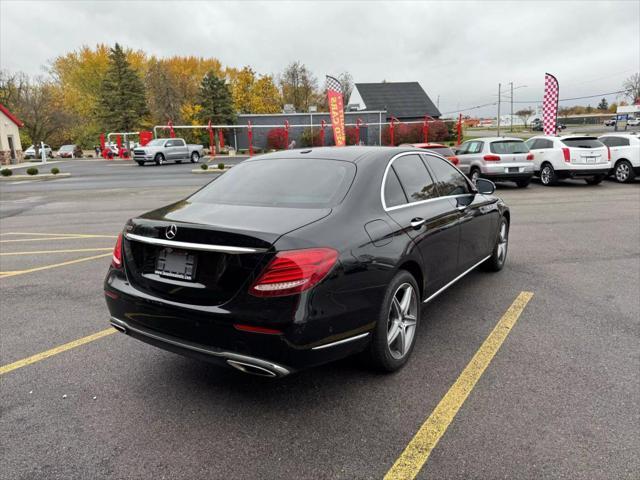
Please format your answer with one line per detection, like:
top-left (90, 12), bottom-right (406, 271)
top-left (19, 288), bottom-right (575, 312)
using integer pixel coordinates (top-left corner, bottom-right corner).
top-left (1, 160), bottom-right (638, 479)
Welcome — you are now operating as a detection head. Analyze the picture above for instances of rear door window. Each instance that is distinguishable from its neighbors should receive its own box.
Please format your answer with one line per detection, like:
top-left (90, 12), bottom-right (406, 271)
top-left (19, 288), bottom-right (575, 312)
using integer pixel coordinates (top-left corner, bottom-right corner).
top-left (190, 158), bottom-right (356, 208)
top-left (426, 156), bottom-right (470, 196)
top-left (490, 140), bottom-right (529, 154)
top-left (391, 154), bottom-right (438, 203)
top-left (384, 168), bottom-right (408, 208)
top-left (600, 137), bottom-right (629, 147)
top-left (467, 141), bottom-right (484, 154)
top-left (561, 137), bottom-right (604, 148)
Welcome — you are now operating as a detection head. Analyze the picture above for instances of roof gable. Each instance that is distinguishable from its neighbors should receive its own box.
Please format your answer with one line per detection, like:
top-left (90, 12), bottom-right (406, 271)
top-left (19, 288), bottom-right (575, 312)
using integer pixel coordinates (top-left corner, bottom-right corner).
top-left (0, 104), bottom-right (24, 127)
top-left (354, 82), bottom-right (441, 118)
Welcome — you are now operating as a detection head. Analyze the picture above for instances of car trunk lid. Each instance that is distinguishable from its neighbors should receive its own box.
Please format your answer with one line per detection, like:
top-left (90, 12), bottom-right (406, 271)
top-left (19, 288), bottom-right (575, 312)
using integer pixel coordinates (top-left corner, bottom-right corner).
top-left (123, 201), bottom-right (331, 306)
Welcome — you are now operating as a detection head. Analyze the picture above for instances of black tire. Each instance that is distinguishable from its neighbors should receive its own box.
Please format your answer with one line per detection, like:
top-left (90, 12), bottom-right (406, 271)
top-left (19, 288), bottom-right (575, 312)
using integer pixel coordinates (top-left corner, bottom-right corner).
top-left (191, 152), bottom-right (200, 163)
top-left (136, 161), bottom-right (144, 167)
top-left (483, 217), bottom-right (509, 272)
top-left (470, 167), bottom-right (481, 185)
top-left (515, 178), bottom-right (531, 188)
top-left (613, 160), bottom-right (634, 183)
top-left (539, 163), bottom-right (558, 186)
top-left (366, 270), bottom-right (420, 372)
top-left (154, 153), bottom-right (164, 166)
top-left (585, 175), bottom-right (604, 185)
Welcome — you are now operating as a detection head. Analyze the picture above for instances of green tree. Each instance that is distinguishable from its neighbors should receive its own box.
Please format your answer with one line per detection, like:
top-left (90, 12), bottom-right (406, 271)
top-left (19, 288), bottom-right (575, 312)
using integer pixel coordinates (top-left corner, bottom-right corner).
top-left (597, 97), bottom-right (608, 111)
top-left (196, 70), bottom-right (235, 124)
top-left (97, 43), bottom-right (148, 131)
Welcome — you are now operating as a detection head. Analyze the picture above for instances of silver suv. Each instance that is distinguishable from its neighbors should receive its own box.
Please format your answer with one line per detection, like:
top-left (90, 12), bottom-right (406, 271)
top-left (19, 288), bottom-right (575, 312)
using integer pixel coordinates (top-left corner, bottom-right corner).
top-left (455, 137), bottom-right (534, 188)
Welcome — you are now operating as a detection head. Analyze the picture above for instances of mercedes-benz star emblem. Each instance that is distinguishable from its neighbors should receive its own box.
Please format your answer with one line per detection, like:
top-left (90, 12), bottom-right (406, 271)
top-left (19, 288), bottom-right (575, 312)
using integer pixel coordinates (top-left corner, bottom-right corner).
top-left (166, 224), bottom-right (178, 240)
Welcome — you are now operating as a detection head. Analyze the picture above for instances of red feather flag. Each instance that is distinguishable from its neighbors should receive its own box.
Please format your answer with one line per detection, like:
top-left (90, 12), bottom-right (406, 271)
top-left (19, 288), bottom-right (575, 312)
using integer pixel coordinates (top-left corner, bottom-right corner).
top-left (326, 76), bottom-right (346, 147)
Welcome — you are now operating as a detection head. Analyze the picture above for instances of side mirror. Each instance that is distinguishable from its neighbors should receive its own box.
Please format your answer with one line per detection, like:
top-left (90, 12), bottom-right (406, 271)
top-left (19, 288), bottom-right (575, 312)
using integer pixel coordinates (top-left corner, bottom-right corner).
top-left (475, 178), bottom-right (495, 195)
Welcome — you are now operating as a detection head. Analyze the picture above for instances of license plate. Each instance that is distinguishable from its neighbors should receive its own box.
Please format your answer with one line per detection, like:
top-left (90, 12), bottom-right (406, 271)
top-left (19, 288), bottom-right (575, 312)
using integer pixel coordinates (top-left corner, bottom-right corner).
top-left (506, 167), bottom-right (519, 173)
top-left (155, 248), bottom-right (197, 281)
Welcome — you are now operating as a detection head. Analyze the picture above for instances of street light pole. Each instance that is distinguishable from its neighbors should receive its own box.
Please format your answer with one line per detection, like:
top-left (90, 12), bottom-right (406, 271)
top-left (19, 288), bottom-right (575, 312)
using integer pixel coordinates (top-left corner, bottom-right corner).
top-left (510, 82), bottom-right (514, 132)
top-left (497, 83), bottom-right (501, 137)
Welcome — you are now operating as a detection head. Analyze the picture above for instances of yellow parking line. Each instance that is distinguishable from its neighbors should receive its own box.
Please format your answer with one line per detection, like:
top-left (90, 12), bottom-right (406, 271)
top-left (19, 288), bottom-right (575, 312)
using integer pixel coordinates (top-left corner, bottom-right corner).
top-left (0, 248), bottom-right (113, 256)
top-left (0, 236), bottom-right (100, 243)
top-left (0, 253), bottom-right (111, 278)
top-left (0, 328), bottom-right (117, 375)
top-left (384, 291), bottom-right (534, 480)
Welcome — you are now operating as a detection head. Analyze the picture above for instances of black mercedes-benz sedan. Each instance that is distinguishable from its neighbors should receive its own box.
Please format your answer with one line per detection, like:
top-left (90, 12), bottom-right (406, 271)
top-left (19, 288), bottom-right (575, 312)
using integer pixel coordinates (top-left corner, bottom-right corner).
top-left (104, 146), bottom-right (510, 377)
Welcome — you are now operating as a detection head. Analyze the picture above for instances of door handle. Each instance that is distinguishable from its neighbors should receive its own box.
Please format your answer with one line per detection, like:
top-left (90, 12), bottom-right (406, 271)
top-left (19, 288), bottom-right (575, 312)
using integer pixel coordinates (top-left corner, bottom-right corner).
top-left (410, 218), bottom-right (426, 230)
top-left (456, 205), bottom-right (468, 211)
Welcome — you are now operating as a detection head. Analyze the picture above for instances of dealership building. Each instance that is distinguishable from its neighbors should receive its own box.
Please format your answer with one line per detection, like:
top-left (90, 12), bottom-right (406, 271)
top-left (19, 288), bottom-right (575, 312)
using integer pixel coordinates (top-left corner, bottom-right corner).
top-left (0, 104), bottom-right (23, 165)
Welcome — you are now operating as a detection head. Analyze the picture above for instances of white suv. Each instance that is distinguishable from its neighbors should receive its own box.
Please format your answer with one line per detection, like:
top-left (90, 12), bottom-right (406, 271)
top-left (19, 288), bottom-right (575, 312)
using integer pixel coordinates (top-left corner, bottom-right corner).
top-left (455, 137), bottom-right (534, 188)
top-left (525, 135), bottom-right (611, 185)
top-left (599, 133), bottom-right (640, 183)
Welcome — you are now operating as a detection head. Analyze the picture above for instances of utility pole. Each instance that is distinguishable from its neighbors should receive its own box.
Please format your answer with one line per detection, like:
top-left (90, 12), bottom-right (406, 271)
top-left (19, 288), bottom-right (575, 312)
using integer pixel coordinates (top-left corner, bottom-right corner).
top-left (437, 95), bottom-right (440, 109)
top-left (497, 83), bottom-right (501, 136)
top-left (510, 82), bottom-right (514, 132)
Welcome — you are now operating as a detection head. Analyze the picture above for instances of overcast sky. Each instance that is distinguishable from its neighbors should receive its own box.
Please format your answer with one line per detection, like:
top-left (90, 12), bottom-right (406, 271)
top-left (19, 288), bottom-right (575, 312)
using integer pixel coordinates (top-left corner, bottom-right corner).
top-left (1, 0), bottom-right (638, 117)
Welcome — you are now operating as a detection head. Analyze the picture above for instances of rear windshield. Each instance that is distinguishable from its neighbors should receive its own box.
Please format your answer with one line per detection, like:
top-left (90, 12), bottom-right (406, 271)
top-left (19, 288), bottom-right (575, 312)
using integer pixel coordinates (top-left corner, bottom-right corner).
top-left (189, 158), bottom-right (355, 208)
top-left (490, 140), bottom-right (529, 154)
top-left (423, 146), bottom-right (455, 157)
top-left (561, 137), bottom-right (603, 149)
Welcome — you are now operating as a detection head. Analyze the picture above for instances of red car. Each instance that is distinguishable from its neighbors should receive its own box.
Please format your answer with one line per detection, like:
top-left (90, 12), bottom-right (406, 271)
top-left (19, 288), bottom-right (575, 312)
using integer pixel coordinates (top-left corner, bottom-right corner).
top-left (401, 143), bottom-right (459, 165)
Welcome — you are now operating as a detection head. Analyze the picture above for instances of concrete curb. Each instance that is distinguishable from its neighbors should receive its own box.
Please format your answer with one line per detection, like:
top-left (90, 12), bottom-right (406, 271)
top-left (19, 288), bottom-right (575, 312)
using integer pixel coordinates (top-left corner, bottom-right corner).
top-left (191, 168), bottom-right (231, 174)
top-left (0, 173), bottom-right (72, 181)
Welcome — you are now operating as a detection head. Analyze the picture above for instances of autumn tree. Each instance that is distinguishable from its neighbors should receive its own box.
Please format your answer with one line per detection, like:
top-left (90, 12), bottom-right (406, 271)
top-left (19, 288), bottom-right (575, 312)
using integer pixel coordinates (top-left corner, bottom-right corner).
top-left (622, 73), bottom-right (640, 103)
top-left (515, 107), bottom-right (534, 127)
top-left (145, 59), bottom-right (181, 123)
top-left (279, 61), bottom-right (320, 112)
top-left (196, 71), bottom-right (235, 125)
top-left (250, 75), bottom-right (281, 113)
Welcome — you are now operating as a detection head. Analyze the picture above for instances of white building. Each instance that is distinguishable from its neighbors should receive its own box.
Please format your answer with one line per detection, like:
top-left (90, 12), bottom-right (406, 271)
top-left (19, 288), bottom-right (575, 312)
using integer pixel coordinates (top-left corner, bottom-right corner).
top-left (0, 104), bottom-right (23, 165)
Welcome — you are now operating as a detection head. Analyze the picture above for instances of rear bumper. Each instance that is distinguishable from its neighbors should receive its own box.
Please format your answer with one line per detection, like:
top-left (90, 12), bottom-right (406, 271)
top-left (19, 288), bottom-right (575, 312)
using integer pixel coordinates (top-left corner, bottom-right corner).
top-left (104, 273), bottom-right (377, 375)
top-left (555, 168), bottom-right (609, 178)
top-left (481, 171), bottom-right (533, 181)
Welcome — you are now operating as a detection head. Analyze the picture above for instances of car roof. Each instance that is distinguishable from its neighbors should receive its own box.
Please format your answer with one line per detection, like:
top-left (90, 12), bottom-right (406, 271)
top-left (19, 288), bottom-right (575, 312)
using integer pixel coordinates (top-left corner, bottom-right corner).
top-left (401, 143), bottom-right (448, 148)
top-left (465, 137), bottom-right (524, 142)
top-left (250, 146), bottom-right (437, 164)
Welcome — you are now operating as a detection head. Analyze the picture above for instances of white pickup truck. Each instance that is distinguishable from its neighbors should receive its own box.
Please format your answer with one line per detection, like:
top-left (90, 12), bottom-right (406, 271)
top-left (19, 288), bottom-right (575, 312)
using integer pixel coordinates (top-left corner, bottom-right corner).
top-left (132, 138), bottom-right (204, 166)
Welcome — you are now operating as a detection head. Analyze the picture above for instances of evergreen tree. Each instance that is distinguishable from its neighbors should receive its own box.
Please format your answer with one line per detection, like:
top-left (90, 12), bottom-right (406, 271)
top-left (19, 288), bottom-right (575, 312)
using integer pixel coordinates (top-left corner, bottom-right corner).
top-left (597, 97), bottom-right (608, 111)
top-left (196, 71), bottom-right (235, 124)
top-left (97, 43), bottom-right (148, 131)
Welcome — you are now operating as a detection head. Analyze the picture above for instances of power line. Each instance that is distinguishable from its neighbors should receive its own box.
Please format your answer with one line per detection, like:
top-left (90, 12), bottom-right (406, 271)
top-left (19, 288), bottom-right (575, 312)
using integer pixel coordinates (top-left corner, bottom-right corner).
top-left (511, 90), bottom-right (626, 104)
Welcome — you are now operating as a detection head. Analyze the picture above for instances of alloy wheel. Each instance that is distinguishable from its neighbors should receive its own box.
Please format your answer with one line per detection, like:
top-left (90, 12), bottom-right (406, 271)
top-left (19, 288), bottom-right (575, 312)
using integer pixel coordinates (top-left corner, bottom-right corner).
top-left (471, 170), bottom-right (480, 184)
top-left (497, 222), bottom-right (508, 264)
top-left (615, 163), bottom-right (630, 182)
top-left (387, 283), bottom-right (418, 360)
top-left (541, 166), bottom-right (551, 184)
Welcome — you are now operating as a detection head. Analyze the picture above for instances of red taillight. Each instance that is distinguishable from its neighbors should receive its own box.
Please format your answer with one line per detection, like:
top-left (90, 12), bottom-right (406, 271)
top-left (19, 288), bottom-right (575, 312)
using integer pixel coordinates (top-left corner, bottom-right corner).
top-left (562, 147), bottom-right (571, 162)
top-left (249, 248), bottom-right (338, 297)
top-left (483, 154), bottom-right (500, 161)
top-left (111, 233), bottom-right (123, 268)
top-left (233, 324), bottom-right (283, 335)
top-left (606, 146), bottom-right (611, 161)
top-left (526, 153), bottom-right (534, 160)
top-left (448, 156), bottom-right (459, 165)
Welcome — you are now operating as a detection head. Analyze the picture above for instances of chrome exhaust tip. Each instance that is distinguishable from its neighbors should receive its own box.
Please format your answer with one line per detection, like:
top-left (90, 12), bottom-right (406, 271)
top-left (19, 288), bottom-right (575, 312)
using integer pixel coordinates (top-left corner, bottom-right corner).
top-left (226, 359), bottom-right (277, 378)
top-left (110, 321), bottom-right (127, 334)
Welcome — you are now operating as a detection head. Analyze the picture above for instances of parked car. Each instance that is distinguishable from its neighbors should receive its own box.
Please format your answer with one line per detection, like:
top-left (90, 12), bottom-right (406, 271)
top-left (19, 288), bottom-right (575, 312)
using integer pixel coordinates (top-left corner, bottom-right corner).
top-left (627, 117), bottom-right (640, 127)
top-left (604, 118), bottom-right (617, 127)
top-left (399, 143), bottom-right (459, 165)
top-left (525, 135), bottom-right (611, 185)
top-left (23, 144), bottom-right (53, 159)
top-left (598, 133), bottom-right (640, 183)
top-left (531, 119), bottom-right (543, 131)
top-left (57, 144), bottom-right (77, 158)
top-left (105, 147), bottom-right (510, 377)
top-left (132, 138), bottom-right (204, 166)
top-left (454, 137), bottom-right (534, 187)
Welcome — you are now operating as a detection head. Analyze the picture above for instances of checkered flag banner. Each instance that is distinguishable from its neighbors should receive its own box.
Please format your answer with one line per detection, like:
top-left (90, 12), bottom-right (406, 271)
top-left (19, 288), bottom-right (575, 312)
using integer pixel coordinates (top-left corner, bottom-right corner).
top-left (325, 75), bottom-right (343, 94)
top-left (543, 73), bottom-right (559, 136)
